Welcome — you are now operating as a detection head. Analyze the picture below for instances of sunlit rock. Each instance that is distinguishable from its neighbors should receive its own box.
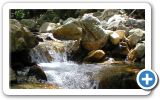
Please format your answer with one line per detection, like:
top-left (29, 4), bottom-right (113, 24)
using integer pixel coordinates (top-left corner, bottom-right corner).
top-left (84, 50), bottom-right (106, 62)
top-left (53, 20), bottom-right (82, 40)
top-left (80, 14), bottom-right (109, 51)
top-left (110, 30), bottom-right (126, 45)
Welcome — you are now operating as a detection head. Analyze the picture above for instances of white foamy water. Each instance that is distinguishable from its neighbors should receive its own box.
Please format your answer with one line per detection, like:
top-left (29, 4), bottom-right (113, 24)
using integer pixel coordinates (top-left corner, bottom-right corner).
top-left (38, 62), bottom-right (102, 89)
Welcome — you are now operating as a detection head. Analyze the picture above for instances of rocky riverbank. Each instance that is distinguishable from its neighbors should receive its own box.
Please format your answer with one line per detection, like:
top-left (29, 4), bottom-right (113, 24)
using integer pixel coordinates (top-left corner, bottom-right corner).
top-left (10, 9), bottom-right (145, 89)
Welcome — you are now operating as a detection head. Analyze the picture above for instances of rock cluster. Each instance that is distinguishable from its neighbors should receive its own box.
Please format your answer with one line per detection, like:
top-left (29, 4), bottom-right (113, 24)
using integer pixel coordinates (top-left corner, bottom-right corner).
top-left (10, 9), bottom-right (145, 88)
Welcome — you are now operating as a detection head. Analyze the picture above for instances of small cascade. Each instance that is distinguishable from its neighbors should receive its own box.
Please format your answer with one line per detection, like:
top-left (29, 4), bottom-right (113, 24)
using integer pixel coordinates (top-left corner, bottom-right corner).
top-left (29, 39), bottom-right (103, 89)
top-left (38, 62), bottom-right (101, 89)
top-left (30, 40), bottom-right (80, 63)
top-left (30, 41), bottom-right (66, 63)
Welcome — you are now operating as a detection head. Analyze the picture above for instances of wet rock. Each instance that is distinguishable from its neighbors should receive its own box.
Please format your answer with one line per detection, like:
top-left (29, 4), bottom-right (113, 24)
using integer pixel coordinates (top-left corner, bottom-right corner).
top-left (99, 72), bottom-right (139, 89)
top-left (10, 19), bottom-right (38, 52)
top-left (127, 42), bottom-right (145, 62)
top-left (84, 50), bottom-right (105, 62)
top-left (53, 20), bottom-right (82, 40)
top-left (127, 28), bottom-right (145, 48)
top-left (20, 19), bottom-right (37, 32)
top-left (28, 65), bottom-right (47, 82)
top-left (94, 64), bottom-right (141, 89)
top-left (39, 22), bottom-right (59, 33)
top-left (80, 14), bottom-right (109, 51)
top-left (110, 30), bottom-right (126, 45)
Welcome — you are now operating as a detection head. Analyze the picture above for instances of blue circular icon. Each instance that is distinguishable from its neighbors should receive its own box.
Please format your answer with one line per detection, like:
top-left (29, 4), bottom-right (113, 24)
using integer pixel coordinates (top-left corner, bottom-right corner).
top-left (136, 69), bottom-right (158, 90)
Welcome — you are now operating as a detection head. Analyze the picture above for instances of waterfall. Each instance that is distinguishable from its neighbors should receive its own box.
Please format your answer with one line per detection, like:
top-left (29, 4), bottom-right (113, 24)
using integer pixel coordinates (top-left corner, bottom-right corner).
top-left (29, 40), bottom-right (102, 89)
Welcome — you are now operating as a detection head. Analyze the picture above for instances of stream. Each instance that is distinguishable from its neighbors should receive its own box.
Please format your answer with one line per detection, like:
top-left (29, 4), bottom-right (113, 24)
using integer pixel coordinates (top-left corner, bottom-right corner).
top-left (28, 40), bottom-right (142, 89)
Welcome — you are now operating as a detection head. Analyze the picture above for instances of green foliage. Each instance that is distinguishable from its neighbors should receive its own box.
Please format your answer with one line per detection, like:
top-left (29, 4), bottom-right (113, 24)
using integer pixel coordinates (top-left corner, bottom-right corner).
top-left (14, 10), bottom-right (29, 20)
top-left (10, 9), bottom-right (79, 21)
top-left (40, 10), bottom-right (59, 22)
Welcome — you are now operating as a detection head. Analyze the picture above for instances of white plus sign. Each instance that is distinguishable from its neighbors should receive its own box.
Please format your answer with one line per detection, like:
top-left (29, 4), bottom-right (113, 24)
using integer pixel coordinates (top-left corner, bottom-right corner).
top-left (142, 74), bottom-right (153, 85)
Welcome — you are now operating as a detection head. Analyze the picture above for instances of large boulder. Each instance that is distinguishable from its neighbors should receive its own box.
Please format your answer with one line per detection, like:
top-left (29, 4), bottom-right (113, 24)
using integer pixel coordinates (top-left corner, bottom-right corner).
top-left (127, 28), bottom-right (145, 48)
top-left (53, 20), bottom-right (83, 40)
top-left (98, 71), bottom-right (139, 89)
top-left (95, 62), bottom-right (141, 89)
top-left (127, 42), bottom-right (145, 62)
top-left (10, 19), bottom-right (38, 52)
top-left (84, 50), bottom-right (105, 62)
top-left (80, 14), bottom-right (109, 51)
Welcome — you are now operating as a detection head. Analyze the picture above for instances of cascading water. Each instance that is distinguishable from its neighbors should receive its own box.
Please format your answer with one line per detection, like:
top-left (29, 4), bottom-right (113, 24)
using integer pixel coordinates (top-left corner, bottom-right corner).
top-left (38, 62), bottom-right (101, 89)
top-left (29, 40), bottom-right (103, 89)
top-left (30, 41), bottom-right (67, 63)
